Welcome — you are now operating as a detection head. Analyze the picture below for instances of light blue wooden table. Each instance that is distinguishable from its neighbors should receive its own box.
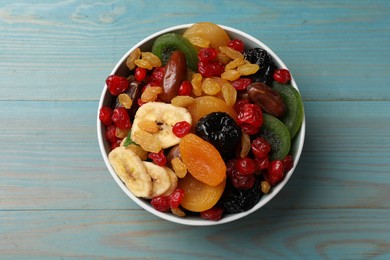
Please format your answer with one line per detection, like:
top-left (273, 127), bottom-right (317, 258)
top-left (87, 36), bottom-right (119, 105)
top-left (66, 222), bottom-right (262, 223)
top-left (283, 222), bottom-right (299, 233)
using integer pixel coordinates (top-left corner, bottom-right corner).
top-left (1, 0), bottom-right (389, 259)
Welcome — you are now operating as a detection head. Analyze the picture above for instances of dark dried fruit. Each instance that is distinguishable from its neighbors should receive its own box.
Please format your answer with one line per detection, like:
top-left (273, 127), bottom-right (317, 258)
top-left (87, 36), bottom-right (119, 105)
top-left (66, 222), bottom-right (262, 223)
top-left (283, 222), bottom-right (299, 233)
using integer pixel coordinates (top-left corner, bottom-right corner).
top-left (247, 82), bottom-right (286, 118)
top-left (244, 48), bottom-right (276, 86)
top-left (195, 112), bottom-right (242, 160)
top-left (220, 176), bottom-right (262, 213)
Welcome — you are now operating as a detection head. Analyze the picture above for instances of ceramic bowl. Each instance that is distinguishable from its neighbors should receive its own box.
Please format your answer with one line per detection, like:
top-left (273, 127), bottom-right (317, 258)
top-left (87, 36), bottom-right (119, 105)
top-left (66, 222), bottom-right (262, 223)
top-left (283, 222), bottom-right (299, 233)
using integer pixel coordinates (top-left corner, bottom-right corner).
top-left (97, 24), bottom-right (305, 226)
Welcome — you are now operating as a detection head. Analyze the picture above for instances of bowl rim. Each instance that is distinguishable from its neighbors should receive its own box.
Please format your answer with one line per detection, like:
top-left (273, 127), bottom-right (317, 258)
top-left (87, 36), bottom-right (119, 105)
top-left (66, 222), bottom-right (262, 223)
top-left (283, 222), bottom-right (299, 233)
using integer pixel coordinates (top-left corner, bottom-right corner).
top-left (97, 23), bottom-right (306, 226)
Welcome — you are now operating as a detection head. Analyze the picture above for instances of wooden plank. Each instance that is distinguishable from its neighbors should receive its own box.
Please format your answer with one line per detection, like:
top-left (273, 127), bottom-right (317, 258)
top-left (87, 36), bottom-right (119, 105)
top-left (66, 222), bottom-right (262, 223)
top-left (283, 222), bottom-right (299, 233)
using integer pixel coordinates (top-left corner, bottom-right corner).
top-left (0, 1), bottom-right (389, 101)
top-left (0, 100), bottom-right (389, 211)
top-left (0, 209), bottom-right (389, 258)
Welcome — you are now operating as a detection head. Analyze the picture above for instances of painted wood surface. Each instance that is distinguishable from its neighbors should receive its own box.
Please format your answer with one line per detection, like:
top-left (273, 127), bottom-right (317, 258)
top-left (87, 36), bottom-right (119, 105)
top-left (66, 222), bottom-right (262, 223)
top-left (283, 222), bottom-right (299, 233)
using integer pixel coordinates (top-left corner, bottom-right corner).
top-left (1, 0), bottom-right (389, 259)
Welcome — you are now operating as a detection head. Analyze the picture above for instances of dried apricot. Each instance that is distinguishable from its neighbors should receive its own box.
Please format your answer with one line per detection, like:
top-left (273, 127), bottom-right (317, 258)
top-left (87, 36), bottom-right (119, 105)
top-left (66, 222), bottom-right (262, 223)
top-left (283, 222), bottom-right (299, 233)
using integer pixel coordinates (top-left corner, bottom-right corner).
top-left (179, 133), bottom-right (226, 186)
top-left (178, 172), bottom-right (226, 212)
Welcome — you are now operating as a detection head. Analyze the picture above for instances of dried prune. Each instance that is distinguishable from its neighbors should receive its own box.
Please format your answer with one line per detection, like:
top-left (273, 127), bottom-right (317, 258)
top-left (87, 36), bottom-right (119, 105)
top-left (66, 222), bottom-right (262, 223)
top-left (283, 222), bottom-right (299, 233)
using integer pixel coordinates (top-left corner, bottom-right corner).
top-left (244, 48), bottom-right (276, 86)
top-left (195, 112), bottom-right (242, 160)
top-left (220, 176), bottom-right (262, 213)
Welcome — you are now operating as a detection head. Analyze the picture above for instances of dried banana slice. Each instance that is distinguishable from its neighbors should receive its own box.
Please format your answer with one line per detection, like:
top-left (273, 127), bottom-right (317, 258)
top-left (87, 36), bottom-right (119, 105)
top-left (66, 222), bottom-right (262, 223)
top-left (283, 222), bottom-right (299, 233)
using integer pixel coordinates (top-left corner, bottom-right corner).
top-left (108, 146), bottom-right (152, 198)
top-left (143, 161), bottom-right (171, 197)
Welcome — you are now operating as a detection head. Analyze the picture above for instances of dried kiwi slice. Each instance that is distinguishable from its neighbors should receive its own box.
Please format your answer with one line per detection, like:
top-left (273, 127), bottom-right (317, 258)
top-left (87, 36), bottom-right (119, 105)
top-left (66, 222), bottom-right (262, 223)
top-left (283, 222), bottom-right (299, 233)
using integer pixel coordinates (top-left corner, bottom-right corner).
top-left (258, 114), bottom-right (290, 161)
top-left (151, 33), bottom-right (198, 71)
top-left (272, 82), bottom-right (304, 139)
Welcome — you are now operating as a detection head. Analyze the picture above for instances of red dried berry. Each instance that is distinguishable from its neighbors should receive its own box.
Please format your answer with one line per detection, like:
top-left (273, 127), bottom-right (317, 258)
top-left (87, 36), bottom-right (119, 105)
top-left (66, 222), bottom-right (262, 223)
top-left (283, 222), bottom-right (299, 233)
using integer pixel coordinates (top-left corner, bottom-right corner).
top-left (255, 155), bottom-right (269, 170)
top-left (251, 137), bottom-right (271, 158)
top-left (148, 150), bottom-right (167, 166)
top-left (134, 67), bottom-right (147, 82)
top-left (106, 75), bottom-right (129, 96)
top-left (237, 103), bottom-right (263, 128)
top-left (169, 188), bottom-right (185, 208)
top-left (112, 107), bottom-right (131, 129)
top-left (228, 39), bottom-right (244, 53)
top-left (273, 69), bottom-right (291, 84)
top-left (172, 121), bottom-right (191, 138)
top-left (178, 81), bottom-right (192, 96)
top-left (226, 159), bottom-right (237, 178)
top-left (198, 48), bottom-right (218, 62)
top-left (232, 78), bottom-right (252, 91)
top-left (234, 98), bottom-right (250, 113)
top-left (201, 206), bottom-right (224, 221)
top-left (236, 158), bottom-right (256, 175)
top-left (111, 139), bottom-right (122, 150)
top-left (282, 154), bottom-right (294, 173)
top-left (105, 125), bottom-right (117, 144)
top-left (230, 170), bottom-right (256, 190)
top-left (99, 106), bottom-right (113, 126)
top-left (198, 60), bottom-right (225, 77)
top-left (240, 123), bottom-right (259, 135)
top-left (151, 196), bottom-right (170, 212)
top-left (150, 66), bottom-right (165, 85)
top-left (264, 160), bottom-right (284, 186)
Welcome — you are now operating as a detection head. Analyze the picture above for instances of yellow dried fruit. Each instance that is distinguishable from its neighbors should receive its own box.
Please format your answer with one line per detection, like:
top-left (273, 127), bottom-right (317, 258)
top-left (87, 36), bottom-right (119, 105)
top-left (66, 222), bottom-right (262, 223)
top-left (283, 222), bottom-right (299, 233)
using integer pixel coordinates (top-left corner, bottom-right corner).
top-left (217, 52), bottom-right (231, 65)
top-left (118, 93), bottom-right (133, 109)
top-left (221, 83), bottom-right (237, 107)
top-left (137, 119), bottom-right (159, 134)
top-left (134, 59), bottom-right (153, 70)
top-left (219, 46), bottom-right (244, 60)
top-left (239, 133), bottom-right (251, 158)
top-left (191, 73), bottom-right (203, 96)
top-left (116, 127), bottom-right (130, 139)
top-left (141, 86), bottom-right (163, 102)
top-left (132, 130), bottom-right (161, 153)
top-left (171, 157), bottom-right (187, 178)
top-left (225, 57), bottom-right (246, 71)
top-left (171, 207), bottom-right (186, 217)
top-left (141, 52), bottom-right (162, 68)
top-left (171, 95), bottom-right (195, 107)
top-left (126, 48), bottom-right (141, 70)
top-left (237, 63), bottom-right (260, 76)
top-left (221, 69), bottom-right (241, 81)
top-left (261, 180), bottom-right (271, 194)
top-left (202, 78), bottom-right (221, 95)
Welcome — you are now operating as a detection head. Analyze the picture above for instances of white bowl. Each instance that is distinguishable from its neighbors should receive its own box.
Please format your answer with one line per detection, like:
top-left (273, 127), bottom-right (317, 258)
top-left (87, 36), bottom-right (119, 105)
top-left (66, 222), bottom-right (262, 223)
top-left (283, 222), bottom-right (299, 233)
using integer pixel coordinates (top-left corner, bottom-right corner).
top-left (97, 24), bottom-right (305, 226)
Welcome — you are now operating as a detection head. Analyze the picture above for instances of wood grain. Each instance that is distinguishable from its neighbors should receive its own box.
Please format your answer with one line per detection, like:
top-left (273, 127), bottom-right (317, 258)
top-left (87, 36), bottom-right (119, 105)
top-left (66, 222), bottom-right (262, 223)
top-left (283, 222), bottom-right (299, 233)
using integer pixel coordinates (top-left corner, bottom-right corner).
top-left (1, 0), bottom-right (389, 258)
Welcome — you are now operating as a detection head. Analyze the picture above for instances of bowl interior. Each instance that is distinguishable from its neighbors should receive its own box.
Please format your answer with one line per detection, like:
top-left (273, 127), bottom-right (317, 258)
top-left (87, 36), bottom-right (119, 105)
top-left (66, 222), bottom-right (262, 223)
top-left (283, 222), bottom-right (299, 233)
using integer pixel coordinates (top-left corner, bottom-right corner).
top-left (97, 24), bottom-right (305, 226)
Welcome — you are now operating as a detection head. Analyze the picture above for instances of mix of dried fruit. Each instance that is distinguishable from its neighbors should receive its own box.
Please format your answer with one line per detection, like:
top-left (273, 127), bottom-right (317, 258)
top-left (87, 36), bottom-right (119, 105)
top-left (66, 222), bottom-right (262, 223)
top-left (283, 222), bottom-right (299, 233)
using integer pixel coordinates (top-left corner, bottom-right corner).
top-left (99, 22), bottom-right (304, 221)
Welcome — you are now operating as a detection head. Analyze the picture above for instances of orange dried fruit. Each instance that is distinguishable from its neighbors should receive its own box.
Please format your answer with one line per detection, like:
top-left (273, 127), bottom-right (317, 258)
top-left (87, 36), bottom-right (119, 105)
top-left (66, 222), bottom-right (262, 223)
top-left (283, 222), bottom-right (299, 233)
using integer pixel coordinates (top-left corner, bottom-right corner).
top-left (178, 171), bottom-right (226, 212)
top-left (187, 96), bottom-right (237, 125)
top-left (179, 133), bottom-right (226, 186)
top-left (183, 22), bottom-right (230, 50)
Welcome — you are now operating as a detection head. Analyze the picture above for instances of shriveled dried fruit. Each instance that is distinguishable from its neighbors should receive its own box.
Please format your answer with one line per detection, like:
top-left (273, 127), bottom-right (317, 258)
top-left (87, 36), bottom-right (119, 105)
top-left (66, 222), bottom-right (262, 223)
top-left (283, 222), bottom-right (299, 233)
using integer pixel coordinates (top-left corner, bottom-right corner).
top-left (116, 127), bottom-right (130, 139)
top-left (171, 207), bottom-right (186, 217)
top-left (132, 130), bottom-right (161, 153)
top-left (141, 52), bottom-right (162, 68)
top-left (141, 86), bottom-right (163, 103)
top-left (171, 157), bottom-right (187, 178)
top-left (137, 119), bottom-right (159, 133)
top-left (246, 82), bottom-right (286, 117)
top-left (171, 96), bottom-right (195, 107)
top-left (221, 83), bottom-right (237, 107)
top-left (134, 59), bottom-right (153, 70)
top-left (225, 58), bottom-right (246, 70)
top-left (237, 63), bottom-right (259, 76)
top-left (261, 180), bottom-right (271, 194)
top-left (191, 73), bottom-right (203, 96)
top-left (219, 46), bottom-right (244, 60)
top-left (239, 133), bottom-right (251, 158)
top-left (202, 78), bottom-right (221, 95)
top-left (126, 48), bottom-right (141, 70)
top-left (221, 69), bottom-right (241, 81)
top-left (118, 93), bottom-right (133, 109)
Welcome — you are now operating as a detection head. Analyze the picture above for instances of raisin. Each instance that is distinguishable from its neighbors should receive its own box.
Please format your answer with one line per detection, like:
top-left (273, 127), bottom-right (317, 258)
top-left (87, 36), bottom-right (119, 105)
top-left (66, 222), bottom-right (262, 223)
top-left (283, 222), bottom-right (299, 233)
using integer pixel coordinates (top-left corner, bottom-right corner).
top-left (195, 112), bottom-right (242, 160)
